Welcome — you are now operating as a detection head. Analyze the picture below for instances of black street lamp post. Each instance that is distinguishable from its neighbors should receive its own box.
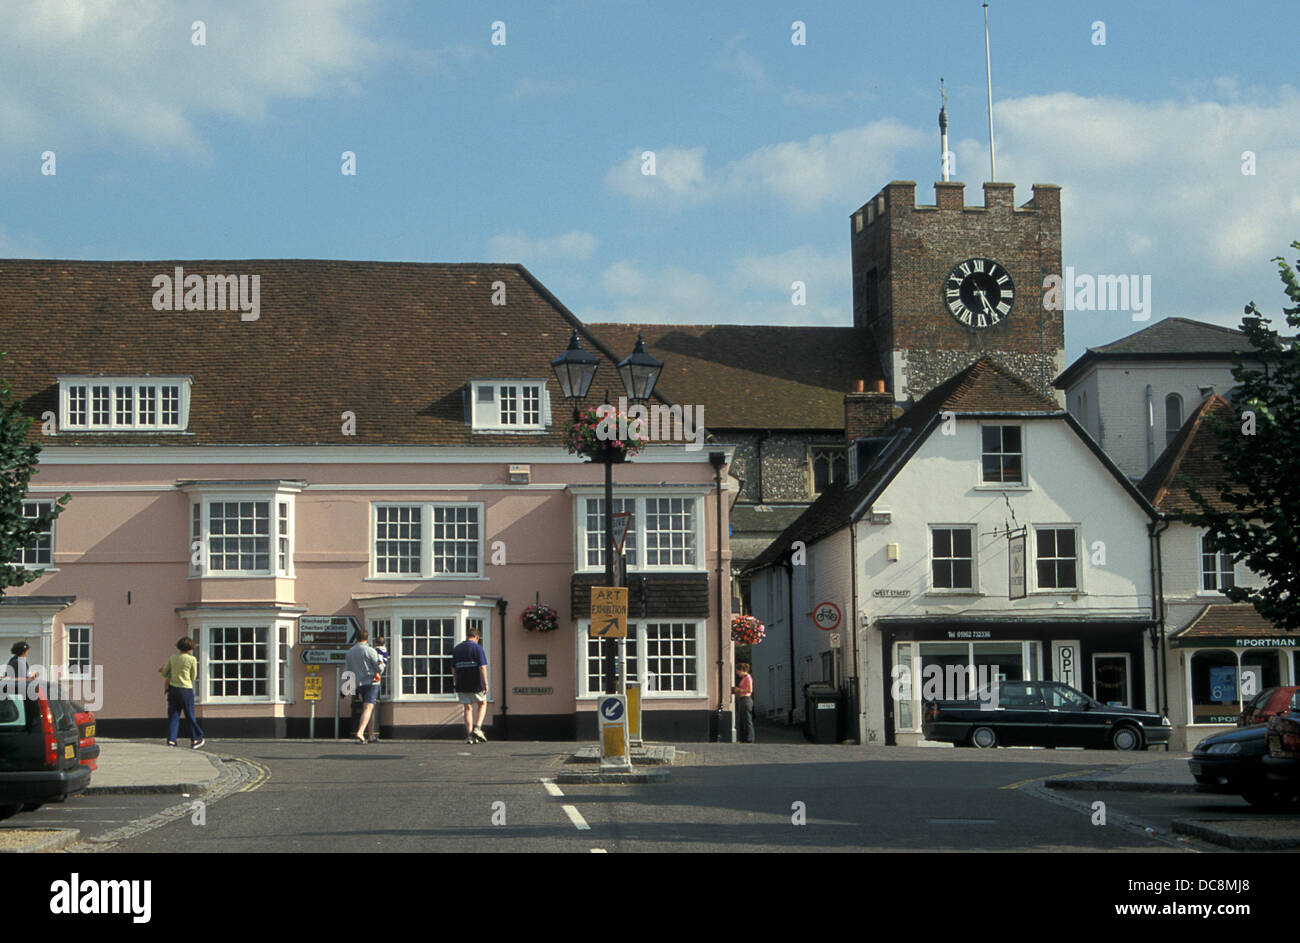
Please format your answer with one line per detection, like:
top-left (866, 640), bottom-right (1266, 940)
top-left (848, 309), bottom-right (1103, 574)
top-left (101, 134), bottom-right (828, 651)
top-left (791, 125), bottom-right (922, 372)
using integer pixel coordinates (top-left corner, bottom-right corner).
top-left (552, 329), bottom-right (662, 696)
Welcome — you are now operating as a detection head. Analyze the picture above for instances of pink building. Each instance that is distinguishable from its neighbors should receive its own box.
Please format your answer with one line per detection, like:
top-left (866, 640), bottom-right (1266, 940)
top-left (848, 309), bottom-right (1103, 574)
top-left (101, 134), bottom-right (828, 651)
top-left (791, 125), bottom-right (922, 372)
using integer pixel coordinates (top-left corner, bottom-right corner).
top-left (0, 260), bottom-right (734, 740)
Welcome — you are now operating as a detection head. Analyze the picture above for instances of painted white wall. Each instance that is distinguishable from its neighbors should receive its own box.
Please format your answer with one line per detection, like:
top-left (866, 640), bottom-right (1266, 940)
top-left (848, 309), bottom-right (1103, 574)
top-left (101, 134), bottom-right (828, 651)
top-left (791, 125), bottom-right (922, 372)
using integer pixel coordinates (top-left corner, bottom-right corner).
top-left (856, 416), bottom-right (1155, 744)
top-left (1060, 361), bottom-right (1239, 479)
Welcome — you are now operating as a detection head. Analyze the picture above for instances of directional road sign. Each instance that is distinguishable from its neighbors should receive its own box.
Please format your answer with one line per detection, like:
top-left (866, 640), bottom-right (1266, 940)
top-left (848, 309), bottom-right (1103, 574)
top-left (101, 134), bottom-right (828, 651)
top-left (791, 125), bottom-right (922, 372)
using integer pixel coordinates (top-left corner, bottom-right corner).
top-left (300, 648), bottom-right (349, 665)
top-left (589, 586), bottom-right (628, 638)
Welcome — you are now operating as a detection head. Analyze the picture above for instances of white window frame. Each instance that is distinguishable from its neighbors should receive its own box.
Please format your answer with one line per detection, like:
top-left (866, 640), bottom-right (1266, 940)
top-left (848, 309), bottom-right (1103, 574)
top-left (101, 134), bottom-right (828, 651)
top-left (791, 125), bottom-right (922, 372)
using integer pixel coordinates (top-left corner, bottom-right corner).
top-left (18, 500), bottom-right (54, 568)
top-left (195, 619), bottom-right (295, 705)
top-left (469, 379), bottom-right (552, 433)
top-left (183, 482), bottom-right (299, 579)
top-left (58, 375), bottom-right (192, 432)
top-left (977, 423), bottom-right (1027, 488)
top-left (369, 502), bottom-right (485, 579)
top-left (576, 619), bottom-right (707, 699)
top-left (928, 524), bottom-right (978, 593)
top-left (1032, 524), bottom-right (1082, 593)
top-left (573, 491), bottom-right (707, 574)
top-left (1199, 531), bottom-right (1236, 595)
top-left (356, 599), bottom-right (494, 703)
top-left (65, 625), bottom-right (92, 679)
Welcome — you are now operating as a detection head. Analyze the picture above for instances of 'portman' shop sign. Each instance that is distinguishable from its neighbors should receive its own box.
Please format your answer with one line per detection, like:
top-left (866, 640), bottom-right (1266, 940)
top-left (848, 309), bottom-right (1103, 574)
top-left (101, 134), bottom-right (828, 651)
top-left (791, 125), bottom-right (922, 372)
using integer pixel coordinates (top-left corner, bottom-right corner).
top-left (1174, 635), bottom-right (1299, 648)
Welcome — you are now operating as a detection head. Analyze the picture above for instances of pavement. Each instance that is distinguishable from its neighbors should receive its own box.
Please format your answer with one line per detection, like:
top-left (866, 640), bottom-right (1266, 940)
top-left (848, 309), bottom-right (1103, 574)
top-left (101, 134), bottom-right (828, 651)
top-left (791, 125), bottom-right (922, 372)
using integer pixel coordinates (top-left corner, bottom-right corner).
top-left (1047, 752), bottom-right (1300, 850)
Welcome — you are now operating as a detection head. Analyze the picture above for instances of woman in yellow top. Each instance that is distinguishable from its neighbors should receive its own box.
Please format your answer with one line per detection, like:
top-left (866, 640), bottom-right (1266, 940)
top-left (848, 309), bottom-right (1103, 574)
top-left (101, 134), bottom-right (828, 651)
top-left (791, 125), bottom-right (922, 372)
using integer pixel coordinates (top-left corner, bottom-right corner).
top-left (159, 637), bottom-right (206, 749)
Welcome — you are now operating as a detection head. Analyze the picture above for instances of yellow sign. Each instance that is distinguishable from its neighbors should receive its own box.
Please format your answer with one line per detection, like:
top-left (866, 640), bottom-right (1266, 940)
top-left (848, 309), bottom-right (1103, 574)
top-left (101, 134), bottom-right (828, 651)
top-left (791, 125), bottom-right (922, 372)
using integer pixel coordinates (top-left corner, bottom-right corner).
top-left (304, 676), bottom-right (323, 702)
top-left (602, 723), bottom-right (627, 759)
top-left (627, 681), bottom-right (642, 746)
top-left (589, 586), bottom-right (628, 638)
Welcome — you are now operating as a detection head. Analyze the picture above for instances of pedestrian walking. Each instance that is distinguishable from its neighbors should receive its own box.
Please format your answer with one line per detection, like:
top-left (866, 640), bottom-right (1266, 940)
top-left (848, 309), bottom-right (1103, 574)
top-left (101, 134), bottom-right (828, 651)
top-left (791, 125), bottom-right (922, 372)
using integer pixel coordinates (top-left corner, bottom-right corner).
top-left (344, 627), bottom-right (382, 744)
top-left (450, 625), bottom-right (489, 744)
top-left (732, 662), bottom-right (755, 743)
top-left (368, 635), bottom-right (390, 742)
top-left (159, 637), bottom-right (206, 749)
top-left (5, 641), bottom-right (39, 698)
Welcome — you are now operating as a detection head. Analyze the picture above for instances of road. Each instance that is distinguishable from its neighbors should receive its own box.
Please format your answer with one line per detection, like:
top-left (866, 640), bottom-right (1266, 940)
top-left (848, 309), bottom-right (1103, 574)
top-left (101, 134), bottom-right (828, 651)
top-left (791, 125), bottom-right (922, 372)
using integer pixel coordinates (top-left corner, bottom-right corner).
top-left (90, 739), bottom-right (1203, 853)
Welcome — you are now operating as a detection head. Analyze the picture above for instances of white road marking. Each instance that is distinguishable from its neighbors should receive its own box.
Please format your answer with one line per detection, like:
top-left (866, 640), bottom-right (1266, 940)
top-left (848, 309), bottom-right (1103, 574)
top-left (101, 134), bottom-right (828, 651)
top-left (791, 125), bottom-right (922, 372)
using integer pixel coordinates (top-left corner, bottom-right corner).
top-left (563, 804), bottom-right (590, 830)
top-left (540, 778), bottom-right (564, 797)
top-left (590, 848), bottom-right (607, 853)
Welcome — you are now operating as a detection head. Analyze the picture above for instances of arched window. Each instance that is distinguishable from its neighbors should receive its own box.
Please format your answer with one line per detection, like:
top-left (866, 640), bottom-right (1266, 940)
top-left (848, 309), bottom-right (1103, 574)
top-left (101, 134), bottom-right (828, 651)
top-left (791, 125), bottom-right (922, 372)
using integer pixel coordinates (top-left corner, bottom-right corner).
top-left (1165, 393), bottom-right (1183, 447)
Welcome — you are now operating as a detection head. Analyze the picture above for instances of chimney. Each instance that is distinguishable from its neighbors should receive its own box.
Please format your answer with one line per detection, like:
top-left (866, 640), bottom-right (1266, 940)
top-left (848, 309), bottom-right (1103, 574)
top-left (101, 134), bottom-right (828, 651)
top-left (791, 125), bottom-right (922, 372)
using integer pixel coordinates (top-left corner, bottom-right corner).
top-left (844, 381), bottom-right (893, 441)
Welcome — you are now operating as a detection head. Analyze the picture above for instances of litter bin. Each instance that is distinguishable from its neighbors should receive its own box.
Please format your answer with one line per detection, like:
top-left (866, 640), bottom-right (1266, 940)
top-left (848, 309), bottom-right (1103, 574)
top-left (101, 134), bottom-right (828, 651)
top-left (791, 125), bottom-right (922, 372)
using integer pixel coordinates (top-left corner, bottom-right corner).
top-left (805, 683), bottom-right (841, 743)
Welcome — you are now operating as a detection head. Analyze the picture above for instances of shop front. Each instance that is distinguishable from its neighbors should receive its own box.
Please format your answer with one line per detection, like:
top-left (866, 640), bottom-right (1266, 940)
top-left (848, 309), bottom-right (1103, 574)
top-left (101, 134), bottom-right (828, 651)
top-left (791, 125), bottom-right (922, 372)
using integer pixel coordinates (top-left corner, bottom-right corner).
top-left (1169, 604), bottom-right (1297, 751)
top-left (878, 617), bottom-right (1154, 746)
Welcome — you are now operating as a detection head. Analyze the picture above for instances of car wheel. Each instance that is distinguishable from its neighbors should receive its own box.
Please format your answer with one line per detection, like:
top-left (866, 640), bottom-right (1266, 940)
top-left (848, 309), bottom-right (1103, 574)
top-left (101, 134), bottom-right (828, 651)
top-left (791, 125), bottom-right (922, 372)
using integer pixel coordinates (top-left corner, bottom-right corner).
top-left (1241, 788), bottom-right (1300, 811)
top-left (969, 726), bottom-right (998, 749)
top-left (0, 803), bottom-right (22, 821)
top-left (1110, 725), bottom-right (1143, 751)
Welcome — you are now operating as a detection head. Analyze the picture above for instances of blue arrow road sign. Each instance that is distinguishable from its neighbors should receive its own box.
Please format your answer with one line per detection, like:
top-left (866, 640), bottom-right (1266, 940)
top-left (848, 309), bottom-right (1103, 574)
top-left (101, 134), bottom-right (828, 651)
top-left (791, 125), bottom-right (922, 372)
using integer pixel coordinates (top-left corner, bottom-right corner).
top-left (600, 697), bottom-right (625, 721)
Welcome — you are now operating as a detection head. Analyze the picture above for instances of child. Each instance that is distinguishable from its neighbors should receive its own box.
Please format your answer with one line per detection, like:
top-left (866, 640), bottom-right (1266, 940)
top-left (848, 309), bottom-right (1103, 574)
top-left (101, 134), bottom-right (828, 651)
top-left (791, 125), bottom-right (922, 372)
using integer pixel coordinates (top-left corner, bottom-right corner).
top-left (732, 662), bottom-right (755, 743)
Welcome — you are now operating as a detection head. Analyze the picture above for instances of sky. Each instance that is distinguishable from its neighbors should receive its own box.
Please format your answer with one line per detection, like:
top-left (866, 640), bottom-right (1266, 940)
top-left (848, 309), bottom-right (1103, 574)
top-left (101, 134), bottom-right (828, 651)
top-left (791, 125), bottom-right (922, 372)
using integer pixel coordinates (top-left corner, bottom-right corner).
top-left (1, 0), bottom-right (1297, 363)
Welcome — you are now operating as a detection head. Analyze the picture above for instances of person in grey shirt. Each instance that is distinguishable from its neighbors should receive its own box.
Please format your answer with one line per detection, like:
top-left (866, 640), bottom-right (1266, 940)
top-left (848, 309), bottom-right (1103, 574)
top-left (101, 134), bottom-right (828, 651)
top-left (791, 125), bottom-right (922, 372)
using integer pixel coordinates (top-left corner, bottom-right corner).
top-left (344, 628), bottom-right (383, 744)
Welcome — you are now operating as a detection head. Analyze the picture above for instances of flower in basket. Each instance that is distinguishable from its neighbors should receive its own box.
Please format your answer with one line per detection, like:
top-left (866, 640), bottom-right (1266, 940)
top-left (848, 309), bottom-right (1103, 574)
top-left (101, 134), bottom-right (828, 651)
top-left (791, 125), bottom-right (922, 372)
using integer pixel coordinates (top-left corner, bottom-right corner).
top-left (564, 404), bottom-right (649, 461)
top-left (730, 614), bottom-right (766, 645)
top-left (521, 603), bottom-right (559, 633)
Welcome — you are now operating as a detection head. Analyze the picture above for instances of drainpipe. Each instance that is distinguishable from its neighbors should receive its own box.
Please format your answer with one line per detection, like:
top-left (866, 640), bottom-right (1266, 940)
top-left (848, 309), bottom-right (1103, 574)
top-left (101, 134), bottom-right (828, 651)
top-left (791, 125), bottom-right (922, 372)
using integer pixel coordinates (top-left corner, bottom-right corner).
top-left (710, 451), bottom-right (727, 742)
top-left (497, 597), bottom-right (509, 740)
top-left (1149, 518), bottom-right (1170, 717)
top-left (781, 557), bottom-right (797, 725)
top-left (1145, 385), bottom-right (1156, 471)
top-left (849, 519), bottom-right (861, 743)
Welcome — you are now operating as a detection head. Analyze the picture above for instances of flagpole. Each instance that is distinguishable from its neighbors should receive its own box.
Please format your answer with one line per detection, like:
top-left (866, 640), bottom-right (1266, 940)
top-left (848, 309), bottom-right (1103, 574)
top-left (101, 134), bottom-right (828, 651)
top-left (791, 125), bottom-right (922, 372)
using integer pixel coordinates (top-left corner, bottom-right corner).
top-left (984, 2), bottom-right (996, 181)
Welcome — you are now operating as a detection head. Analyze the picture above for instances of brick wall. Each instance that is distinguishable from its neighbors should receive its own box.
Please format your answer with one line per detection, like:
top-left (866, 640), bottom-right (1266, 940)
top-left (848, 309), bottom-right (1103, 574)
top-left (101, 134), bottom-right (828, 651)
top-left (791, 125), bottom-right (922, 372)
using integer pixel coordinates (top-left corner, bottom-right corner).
top-left (850, 180), bottom-right (1064, 401)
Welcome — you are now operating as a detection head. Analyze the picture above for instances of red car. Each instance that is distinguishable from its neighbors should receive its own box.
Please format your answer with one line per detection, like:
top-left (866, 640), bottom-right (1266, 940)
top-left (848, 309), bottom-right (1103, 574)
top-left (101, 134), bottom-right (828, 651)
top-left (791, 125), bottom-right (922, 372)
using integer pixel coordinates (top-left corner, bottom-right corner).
top-left (69, 700), bottom-right (98, 771)
top-left (1240, 686), bottom-right (1300, 726)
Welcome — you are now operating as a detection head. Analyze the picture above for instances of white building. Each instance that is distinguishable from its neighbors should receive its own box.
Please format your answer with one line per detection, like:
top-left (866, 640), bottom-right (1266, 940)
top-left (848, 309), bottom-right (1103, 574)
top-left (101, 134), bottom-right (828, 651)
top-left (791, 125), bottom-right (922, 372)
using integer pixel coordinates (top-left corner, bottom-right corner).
top-left (747, 359), bottom-right (1161, 745)
top-left (1054, 318), bottom-right (1254, 480)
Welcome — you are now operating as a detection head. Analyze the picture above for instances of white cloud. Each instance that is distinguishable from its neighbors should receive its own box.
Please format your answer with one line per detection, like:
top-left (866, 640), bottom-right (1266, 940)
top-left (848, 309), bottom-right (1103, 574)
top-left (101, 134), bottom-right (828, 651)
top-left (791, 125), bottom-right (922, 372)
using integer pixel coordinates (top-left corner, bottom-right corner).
top-left (0, 0), bottom-right (386, 157)
top-left (588, 252), bottom-right (847, 326)
top-left (604, 118), bottom-right (926, 213)
top-left (488, 230), bottom-right (597, 262)
top-left (604, 146), bottom-right (710, 202)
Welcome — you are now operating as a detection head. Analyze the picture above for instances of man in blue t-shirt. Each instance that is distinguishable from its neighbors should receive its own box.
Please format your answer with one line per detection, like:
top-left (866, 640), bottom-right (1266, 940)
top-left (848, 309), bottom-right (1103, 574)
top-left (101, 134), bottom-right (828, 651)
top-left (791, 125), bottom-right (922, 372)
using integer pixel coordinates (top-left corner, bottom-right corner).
top-left (451, 626), bottom-right (489, 744)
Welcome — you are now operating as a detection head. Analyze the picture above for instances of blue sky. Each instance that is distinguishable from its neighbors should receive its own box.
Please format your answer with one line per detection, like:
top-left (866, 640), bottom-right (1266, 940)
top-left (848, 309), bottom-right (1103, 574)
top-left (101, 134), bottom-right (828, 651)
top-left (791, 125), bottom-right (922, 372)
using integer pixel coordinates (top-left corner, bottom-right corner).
top-left (1, 0), bottom-right (1297, 362)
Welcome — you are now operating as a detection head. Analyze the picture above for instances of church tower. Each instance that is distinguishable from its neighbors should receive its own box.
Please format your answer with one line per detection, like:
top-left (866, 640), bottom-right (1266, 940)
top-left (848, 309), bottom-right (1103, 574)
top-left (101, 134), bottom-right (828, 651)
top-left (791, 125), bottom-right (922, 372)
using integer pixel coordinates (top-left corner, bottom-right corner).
top-left (850, 178), bottom-right (1064, 403)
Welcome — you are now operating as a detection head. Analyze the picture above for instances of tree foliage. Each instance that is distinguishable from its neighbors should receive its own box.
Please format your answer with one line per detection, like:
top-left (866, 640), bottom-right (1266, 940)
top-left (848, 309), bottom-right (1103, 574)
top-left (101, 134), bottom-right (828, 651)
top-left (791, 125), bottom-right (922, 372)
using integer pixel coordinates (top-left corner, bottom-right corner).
top-left (0, 353), bottom-right (69, 595)
top-left (1181, 242), bottom-right (1300, 630)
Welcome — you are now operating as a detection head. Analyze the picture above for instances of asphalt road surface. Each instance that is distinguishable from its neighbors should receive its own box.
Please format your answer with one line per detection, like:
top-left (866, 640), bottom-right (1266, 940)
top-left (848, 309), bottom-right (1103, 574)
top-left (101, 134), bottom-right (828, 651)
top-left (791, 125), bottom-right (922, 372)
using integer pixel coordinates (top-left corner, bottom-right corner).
top-left (103, 739), bottom-right (1196, 853)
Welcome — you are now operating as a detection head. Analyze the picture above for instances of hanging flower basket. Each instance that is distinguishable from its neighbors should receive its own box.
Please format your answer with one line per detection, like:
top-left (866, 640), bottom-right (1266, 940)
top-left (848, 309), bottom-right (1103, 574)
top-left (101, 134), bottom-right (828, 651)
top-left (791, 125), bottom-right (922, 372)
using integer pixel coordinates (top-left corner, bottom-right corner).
top-left (521, 603), bottom-right (559, 633)
top-left (564, 405), bottom-right (649, 462)
top-left (731, 614), bottom-right (766, 645)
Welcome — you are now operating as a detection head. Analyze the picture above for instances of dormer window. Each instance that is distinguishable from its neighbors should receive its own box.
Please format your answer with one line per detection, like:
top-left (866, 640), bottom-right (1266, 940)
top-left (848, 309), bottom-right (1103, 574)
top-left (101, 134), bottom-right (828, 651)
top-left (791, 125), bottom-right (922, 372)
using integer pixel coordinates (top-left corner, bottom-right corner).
top-left (59, 376), bottom-right (191, 431)
top-left (469, 380), bottom-right (550, 432)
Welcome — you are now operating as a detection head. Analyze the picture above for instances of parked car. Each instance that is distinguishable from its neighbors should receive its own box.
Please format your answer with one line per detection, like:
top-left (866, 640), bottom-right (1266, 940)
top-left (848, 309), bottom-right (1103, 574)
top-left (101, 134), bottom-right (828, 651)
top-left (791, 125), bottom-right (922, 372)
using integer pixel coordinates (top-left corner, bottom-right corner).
top-left (1189, 723), bottom-right (1298, 808)
top-left (0, 687), bottom-right (92, 820)
top-left (1239, 686), bottom-right (1300, 727)
top-left (69, 700), bottom-right (99, 771)
top-left (1263, 711), bottom-right (1300, 790)
top-left (922, 679), bottom-right (1172, 750)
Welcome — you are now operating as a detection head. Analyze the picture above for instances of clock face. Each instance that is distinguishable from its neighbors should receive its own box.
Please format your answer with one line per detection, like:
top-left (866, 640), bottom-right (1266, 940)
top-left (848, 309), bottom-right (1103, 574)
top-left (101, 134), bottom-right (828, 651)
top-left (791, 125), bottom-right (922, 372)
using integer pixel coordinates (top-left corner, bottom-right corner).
top-left (943, 258), bottom-right (1014, 329)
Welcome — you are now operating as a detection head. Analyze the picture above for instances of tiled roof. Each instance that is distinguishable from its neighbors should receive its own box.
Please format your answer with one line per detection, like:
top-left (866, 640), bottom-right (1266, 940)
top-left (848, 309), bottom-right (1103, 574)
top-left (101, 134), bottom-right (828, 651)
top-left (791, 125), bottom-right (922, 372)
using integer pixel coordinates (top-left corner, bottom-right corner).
top-left (0, 259), bottom-right (626, 447)
top-left (744, 358), bottom-right (1066, 572)
top-left (1172, 603), bottom-right (1284, 640)
top-left (1138, 394), bottom-right (1234, 513)
top-left (583, 323), bottom-right (883, 430)
top-left (1055, 317), bottom-right (1259, 389)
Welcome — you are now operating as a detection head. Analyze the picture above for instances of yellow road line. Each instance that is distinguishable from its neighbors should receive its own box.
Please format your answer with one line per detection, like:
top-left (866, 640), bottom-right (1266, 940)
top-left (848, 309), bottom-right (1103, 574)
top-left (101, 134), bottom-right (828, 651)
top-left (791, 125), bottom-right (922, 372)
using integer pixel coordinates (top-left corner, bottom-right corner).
top-left (1000, 767), bottom-right (1101, 791)
top-left (236, 758), bottom-right (271, 793)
